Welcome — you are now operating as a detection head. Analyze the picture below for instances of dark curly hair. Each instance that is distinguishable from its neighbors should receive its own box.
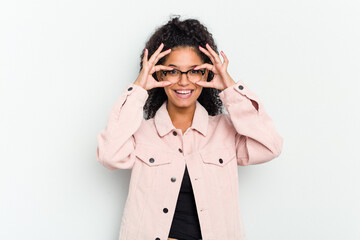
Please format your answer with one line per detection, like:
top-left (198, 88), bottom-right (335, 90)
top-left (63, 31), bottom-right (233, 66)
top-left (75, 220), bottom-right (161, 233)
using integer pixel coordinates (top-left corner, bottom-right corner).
top-left (139, 14), bottom-right (225, 120)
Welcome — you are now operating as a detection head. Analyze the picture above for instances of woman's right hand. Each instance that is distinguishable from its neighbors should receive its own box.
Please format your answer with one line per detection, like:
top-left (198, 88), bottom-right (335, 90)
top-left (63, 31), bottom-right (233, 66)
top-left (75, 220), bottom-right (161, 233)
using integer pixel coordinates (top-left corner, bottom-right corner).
top-left (134, 43), bottom-right (174, 90)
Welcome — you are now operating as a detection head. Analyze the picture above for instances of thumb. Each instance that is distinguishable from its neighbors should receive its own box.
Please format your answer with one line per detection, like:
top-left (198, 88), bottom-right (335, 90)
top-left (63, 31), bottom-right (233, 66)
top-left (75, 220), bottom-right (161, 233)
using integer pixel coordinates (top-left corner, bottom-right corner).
top-left (160, 81), bottom-right (172, 87)
top-left (195, 81), bottom-right (207, 87)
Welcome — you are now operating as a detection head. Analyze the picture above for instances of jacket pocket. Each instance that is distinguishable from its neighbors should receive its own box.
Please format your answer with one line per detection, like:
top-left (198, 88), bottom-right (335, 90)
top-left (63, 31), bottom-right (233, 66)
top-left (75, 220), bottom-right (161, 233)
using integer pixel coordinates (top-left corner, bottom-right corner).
top-left (199, 146), bottom-right (236, 188)
top-left (133, 143), bottom-right (173, 191)
top-left (134, 143), bottom-right (173, 167)
top-left (199, 146), bottom-right (236, 167)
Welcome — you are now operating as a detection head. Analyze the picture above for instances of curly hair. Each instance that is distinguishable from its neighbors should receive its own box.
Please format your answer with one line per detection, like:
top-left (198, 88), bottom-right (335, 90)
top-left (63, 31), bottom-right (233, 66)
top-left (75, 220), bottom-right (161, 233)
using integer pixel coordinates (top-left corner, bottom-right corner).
top-left (139, 14), bottom-right (225, 120)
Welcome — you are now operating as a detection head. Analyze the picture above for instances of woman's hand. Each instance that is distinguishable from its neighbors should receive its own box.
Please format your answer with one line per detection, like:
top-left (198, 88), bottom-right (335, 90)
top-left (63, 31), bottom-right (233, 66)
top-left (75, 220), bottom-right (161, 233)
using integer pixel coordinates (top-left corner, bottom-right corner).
top-left (194, 43), bottom-right (236, 91)
top-left (134, 43), bottom-right (174, 90)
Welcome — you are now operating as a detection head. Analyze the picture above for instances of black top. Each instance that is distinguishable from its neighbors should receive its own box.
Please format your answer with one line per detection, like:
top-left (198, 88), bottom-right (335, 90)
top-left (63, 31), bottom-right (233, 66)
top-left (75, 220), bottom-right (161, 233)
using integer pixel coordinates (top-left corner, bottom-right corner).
top-left (168, 164), bottom-right (202, 240)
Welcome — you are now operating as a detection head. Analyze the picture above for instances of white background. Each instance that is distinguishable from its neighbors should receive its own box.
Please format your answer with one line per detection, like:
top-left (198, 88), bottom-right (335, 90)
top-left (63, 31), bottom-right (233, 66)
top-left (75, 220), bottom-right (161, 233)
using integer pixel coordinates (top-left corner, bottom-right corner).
top-left (1, 0), bottom-right (360, 239)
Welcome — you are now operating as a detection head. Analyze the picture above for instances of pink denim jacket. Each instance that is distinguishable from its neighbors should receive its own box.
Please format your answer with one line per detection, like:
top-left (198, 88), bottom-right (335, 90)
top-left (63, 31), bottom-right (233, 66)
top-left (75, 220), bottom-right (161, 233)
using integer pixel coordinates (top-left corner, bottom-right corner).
top-left (96, 80), bottom-right (283, 240)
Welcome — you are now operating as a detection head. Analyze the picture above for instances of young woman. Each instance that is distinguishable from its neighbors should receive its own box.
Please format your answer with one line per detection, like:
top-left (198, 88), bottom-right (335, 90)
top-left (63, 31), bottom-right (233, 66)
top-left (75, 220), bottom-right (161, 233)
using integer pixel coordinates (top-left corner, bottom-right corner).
top-left (96, 15), bottom-right (283, 240)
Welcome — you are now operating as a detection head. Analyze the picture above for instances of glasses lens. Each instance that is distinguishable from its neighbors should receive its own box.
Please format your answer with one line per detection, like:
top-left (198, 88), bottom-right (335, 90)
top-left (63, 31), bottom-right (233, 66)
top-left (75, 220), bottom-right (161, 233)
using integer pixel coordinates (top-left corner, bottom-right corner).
top-left (162, 69), bottom-right (205, 83)
top-left (163, 69), bottom-right (180, 82)
top-left (188, 69), bottom-right (204, 82)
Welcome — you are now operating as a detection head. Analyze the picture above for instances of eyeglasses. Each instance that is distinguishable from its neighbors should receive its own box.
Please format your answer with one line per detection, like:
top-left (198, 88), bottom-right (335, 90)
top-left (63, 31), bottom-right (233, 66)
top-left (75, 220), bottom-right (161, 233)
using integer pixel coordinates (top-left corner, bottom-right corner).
top-left (160, 68), bottom-right (206, 83)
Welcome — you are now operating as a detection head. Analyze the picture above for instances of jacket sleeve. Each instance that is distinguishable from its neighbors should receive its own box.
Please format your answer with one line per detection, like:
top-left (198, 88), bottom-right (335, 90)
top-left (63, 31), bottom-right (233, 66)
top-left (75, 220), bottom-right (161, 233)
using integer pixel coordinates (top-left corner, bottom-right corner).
top-left (218, 80), bottom-right (283, 166)
top-left (96, 83), bottom-right (149, 170)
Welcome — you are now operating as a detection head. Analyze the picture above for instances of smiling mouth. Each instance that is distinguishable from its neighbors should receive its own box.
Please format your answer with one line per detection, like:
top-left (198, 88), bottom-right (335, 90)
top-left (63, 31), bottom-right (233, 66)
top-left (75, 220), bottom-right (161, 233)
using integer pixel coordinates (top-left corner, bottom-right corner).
top-left (173, 90), bottom-right (194, 99)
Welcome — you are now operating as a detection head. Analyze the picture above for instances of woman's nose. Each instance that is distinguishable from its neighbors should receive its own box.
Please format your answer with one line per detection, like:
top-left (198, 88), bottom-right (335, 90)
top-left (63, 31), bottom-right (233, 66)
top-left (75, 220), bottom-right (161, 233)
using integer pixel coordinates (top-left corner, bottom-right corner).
top-left (178, 72), bottom-right (190, 85)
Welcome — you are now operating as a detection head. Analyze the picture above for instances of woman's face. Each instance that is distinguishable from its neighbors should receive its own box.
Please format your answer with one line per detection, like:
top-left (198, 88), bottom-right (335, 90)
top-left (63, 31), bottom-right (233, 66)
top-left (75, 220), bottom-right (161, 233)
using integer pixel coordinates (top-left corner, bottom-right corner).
top-left (157, 46), bottom-right (208, 109)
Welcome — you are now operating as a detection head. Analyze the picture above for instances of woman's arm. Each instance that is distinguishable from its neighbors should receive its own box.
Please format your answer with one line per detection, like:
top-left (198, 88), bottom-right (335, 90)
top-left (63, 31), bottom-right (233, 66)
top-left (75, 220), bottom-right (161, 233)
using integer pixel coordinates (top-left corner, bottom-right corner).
top-left (96, 83), bottom-right (148, 170)
top-left (218, 80), bottom-right (283, 166)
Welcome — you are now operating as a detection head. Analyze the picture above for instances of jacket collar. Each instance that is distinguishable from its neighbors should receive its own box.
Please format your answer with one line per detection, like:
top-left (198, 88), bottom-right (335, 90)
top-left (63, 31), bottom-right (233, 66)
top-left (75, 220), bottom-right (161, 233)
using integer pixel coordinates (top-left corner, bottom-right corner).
top-left (154, 100), bottom-right (208, 137)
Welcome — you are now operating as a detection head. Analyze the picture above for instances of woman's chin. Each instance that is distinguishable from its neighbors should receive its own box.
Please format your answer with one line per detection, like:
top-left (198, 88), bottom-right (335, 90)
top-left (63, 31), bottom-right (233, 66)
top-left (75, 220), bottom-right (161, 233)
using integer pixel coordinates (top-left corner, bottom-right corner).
top-left (173, 101), bottom-right (194, 108)
top-left (166, 89), bottom-right (201, 108)
top-left (169, 97), bottom-right (197, 108)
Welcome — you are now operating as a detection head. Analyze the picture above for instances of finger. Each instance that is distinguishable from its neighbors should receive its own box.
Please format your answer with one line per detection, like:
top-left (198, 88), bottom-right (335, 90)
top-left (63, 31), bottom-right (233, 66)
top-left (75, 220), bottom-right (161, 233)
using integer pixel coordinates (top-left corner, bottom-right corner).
top-left (154, 48), bottom-right (172, 64)
top-left (195, 80), bottom-right (214, 88)
top-left (199, 45), bottom-right (215, 63)
top-left (221, 51), bottom-right (229, 69)
top-left (143, 48), bottom-right (148, 63)
top-left (155, 80), bottom-right (172, 88)
top-left (194, 63), bottom-right (215, 72)
top-left (149, 43), bottom-right (164, 63)
top-left (151, 65), bottom-right (174, 74)
top-left (205, 43), bottom-right (222, 64)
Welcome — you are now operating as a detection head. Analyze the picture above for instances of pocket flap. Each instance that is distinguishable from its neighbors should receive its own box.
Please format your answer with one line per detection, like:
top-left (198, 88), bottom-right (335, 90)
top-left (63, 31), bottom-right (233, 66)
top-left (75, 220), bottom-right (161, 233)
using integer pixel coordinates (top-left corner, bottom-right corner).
top-left (200, 146), bottom-right (236, 167)
top-left (135, 143), bottom-right (172, 167)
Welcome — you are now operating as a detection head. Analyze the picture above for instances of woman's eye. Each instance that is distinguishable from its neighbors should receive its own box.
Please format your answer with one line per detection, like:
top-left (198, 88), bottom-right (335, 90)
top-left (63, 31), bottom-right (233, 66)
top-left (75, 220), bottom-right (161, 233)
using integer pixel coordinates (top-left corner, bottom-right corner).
top-left (169, 70), bottom-right (177, 75)
top-left (191, 70), bottom-right (200, 74)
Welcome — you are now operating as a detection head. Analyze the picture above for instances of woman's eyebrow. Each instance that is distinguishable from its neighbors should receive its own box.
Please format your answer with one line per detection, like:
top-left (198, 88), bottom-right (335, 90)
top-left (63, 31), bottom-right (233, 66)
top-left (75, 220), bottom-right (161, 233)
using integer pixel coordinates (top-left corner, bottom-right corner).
top-left (168, 64), bottom-right (198, 68)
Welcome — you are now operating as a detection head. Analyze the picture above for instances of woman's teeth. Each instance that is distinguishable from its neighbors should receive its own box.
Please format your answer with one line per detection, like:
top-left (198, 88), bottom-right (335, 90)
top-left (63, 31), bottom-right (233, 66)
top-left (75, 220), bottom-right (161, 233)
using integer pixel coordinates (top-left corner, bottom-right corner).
top-left (174, 90), bottom-right (194, 98)
top-left (175, 90), bottom-right (192, 94)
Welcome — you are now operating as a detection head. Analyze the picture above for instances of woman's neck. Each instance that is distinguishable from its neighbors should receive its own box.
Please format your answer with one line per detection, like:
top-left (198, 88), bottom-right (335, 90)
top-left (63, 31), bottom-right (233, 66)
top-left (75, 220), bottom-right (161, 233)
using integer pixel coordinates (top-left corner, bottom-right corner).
top-left (166, 101), bottom-right (195, 132)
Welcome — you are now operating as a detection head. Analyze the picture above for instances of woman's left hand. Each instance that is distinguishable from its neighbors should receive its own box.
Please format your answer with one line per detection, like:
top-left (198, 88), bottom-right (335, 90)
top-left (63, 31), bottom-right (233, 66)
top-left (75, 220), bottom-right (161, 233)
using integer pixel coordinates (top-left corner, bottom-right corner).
top-left (194, 43), bottom-right (236, 91)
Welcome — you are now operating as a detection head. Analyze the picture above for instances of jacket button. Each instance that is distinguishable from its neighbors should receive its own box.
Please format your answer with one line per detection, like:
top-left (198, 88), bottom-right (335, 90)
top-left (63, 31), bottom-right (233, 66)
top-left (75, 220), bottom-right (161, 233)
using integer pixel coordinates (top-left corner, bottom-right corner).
top-left (178, 148), bottom-right (183, 153)
top-left (172, 131), bottom-right (177, 136)
top-left (238, 85), bottom-right (244, 90)
top-left (127, 87), bottom-right (133, 91)
top-left (219, 158), bottom-right (223, 164)
top-left (171, 177), bottom-right (176, 182)
top-left (155, 238), bottom-right (160, 240)
top-left (163, 208), bottom-right (168, 213)
top-left (149, 158), bottom-right (155, 163)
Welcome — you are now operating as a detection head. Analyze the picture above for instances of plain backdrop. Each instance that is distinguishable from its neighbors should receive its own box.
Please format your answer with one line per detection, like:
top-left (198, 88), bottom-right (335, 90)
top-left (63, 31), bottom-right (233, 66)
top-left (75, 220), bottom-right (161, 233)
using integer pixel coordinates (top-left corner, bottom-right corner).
top-left (1, 0), bottom-right (360, 239)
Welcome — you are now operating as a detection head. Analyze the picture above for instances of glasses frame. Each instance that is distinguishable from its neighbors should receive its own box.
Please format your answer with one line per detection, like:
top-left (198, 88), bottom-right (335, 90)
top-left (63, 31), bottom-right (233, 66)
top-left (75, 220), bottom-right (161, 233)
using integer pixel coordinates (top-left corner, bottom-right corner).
top-left (160, 68), bottom-right (206, 82)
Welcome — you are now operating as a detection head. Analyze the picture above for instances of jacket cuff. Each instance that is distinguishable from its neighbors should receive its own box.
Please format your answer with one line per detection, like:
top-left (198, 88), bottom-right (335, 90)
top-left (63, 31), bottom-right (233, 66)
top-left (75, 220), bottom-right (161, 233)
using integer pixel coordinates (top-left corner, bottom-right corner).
top-left (123, 83), bottom-right (149, 104)
top-left (111, 83), bottom-right (149, 121)
top-left (218, 80), bottom-right (261, 112)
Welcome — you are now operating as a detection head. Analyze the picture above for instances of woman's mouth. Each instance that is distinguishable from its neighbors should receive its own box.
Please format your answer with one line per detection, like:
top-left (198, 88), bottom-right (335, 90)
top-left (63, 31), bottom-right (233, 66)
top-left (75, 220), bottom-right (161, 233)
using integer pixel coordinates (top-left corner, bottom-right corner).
top-left (173, 90), bottom-right (194, 99)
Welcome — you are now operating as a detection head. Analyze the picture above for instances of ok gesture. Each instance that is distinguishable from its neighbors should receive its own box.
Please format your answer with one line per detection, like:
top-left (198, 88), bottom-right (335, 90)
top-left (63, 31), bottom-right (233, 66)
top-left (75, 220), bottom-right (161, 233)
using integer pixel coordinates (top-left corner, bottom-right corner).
top-left (194, 43), bottom-right (236, 91)
top-left (134, 43), bottom-right (174, 90)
